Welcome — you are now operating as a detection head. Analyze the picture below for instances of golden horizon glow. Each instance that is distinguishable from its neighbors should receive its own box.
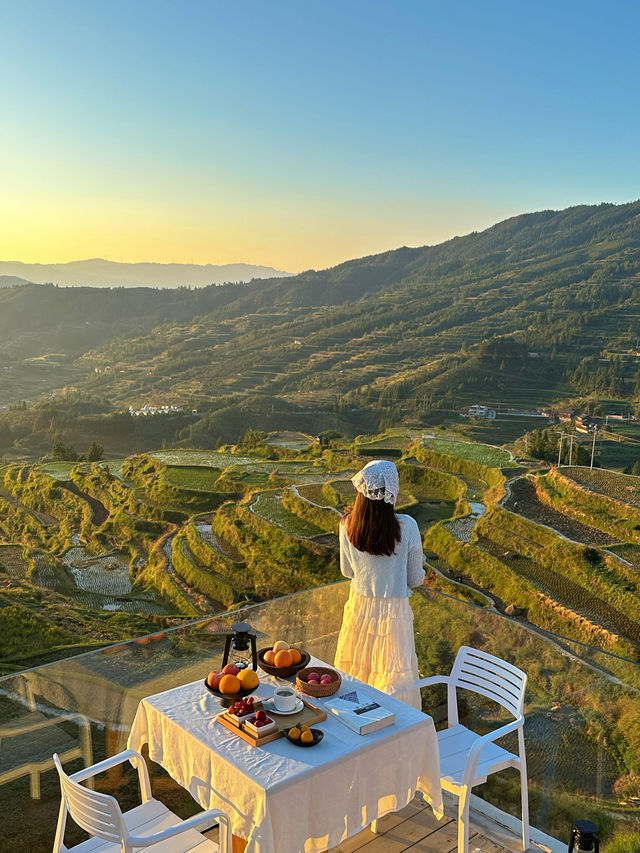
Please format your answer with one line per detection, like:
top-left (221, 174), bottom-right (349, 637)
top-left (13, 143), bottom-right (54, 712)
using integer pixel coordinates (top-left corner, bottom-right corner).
top-left (0, 193), bottom-right (517, 274)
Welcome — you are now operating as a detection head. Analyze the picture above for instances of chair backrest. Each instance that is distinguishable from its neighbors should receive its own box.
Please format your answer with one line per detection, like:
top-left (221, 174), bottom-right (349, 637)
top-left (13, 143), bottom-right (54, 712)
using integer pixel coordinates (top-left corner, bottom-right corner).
top-left (450, 646), bottom-right (527, 718)
top-left (54, 754), bottom-right (125, 845)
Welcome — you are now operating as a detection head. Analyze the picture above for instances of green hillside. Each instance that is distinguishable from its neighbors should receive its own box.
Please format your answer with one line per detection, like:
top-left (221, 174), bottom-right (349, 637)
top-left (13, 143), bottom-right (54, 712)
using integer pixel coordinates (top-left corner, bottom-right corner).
top-left (2, 201), bottom-right (640, 458)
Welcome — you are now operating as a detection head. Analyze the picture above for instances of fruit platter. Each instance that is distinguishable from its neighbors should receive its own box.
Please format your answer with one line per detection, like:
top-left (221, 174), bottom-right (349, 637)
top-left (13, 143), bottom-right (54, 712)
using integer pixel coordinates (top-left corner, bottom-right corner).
top-left (257, 639), bottom-right (311, 678)
top-left (217, 694), bottom-right (327, 747)
top-left (204, 663), bottom-right (260, 706)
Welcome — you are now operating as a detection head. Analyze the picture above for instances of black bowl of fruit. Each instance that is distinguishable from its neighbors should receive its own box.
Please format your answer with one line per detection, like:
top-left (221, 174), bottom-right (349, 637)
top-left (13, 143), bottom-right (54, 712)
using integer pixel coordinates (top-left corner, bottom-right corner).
top-left (284, 724), bottom-right (324, 747)
top-left (204, 664), bottom-right (259, 706)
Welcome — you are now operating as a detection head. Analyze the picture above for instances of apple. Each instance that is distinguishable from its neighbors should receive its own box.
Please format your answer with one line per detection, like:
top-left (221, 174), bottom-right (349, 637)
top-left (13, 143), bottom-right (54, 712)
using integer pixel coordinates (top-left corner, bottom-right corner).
top-left (222, 663), bottom-right (240, 676)
top-left (256, 709), bottom-right (266, 721)
top-left (207, 670), bottom-right (223, 690)
top-left (307, 671), bottom-right (319, 681)
top-left (320, 675), bottom-right (333, 685)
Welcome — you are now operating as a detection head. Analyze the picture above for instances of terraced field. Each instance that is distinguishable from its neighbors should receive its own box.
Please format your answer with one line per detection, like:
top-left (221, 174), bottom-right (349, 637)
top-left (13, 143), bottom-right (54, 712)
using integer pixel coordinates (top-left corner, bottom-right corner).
top-left (563, 466), bottom-right (640, 507)
top-left (422, 436), bottom-right (512, 467)
top-left (31, 551), bottom-right (62, 589)
top-left (505, 478), bottom-right (617, 546)
top-left (265, 430), bottom-right (312, 450)
top-left (608, 543), bottom-right (640, 565)
top-left (67, 552), bottom-right (132, 596)
top-left (296, 483), bottom-right (334, 506)
top-left (443, 516), bottom-right (478, 543)
top-left (476, 530), bottom-right (640, 643)
top-left (151, 450), bottom-right (254, 467)
top-left (164, 465), bottom-right (221, 492)
top-left (250, 492), bottom-right (325, 538)
top-left (195, 522), bottom-right (243, 562)
top-left (0, 545), bottom-right (29, 579)
top-left (39, 461), bottom-right (77, 479)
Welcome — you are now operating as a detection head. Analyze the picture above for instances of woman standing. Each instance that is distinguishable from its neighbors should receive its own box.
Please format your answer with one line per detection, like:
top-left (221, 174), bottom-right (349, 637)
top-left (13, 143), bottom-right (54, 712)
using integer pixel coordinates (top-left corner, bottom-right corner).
top-left (334, 459), bottom-right (425, 708)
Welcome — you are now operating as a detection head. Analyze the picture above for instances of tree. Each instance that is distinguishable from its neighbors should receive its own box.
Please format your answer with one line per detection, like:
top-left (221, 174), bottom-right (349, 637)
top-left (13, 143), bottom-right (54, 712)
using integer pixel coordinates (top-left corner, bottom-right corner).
top-left (52, 434), bottom-right (77, 462)
top-left (86, 441), bottom-right (104, 462)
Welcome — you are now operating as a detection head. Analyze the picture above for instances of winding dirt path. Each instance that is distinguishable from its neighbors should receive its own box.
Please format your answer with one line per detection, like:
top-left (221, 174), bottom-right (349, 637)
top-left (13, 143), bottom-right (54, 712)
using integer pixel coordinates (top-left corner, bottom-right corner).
top-left (0, 488), bottom-right (57, 526)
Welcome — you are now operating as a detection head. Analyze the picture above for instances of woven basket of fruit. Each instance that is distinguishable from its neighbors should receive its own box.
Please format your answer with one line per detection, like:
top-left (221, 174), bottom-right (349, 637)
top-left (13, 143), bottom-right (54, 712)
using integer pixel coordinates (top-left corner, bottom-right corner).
top-left (296, 667), bottom-right (341, 697)
top-left (258, 642), bottom-right (310, 678)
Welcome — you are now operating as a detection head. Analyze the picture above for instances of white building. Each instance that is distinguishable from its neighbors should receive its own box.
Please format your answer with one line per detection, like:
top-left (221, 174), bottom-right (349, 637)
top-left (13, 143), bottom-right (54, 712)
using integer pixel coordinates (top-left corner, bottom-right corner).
top-left (468, 404), bottom-right (496, 419)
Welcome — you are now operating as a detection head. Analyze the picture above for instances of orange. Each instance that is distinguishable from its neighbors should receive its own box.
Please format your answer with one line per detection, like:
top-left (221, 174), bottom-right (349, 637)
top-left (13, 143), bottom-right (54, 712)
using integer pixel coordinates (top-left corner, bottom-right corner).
top-left (263, 649), bottom-right (276, 665)
top-left (274, 650), bottom-right (293, 668)
top-left (237, 669), bottom-right (259, 689)
top-left (300, 730), bottom-right (314, 744)
top-left (219, 674), bottom-right (241, 694)
top-left (288, 727), bottom-right (301, 741)
top-left (273, 640), bottom-right (289, 652)
top-left (289, 648), bottom-right (302, 665)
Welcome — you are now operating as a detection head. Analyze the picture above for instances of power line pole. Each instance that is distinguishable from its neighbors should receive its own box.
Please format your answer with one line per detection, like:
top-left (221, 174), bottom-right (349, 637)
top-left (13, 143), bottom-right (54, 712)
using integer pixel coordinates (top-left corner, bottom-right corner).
top-left (568, 435), bottom-right (574, 466)
top-left (557, 433), bottom-right (565, 467)
top-left (590, 426), bottom-right (598, 470)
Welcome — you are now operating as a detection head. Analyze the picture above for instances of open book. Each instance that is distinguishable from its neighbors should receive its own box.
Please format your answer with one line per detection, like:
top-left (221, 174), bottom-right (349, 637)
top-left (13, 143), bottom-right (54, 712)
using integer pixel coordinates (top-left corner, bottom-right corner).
top-left (325, 688), bottom-right (396, 735)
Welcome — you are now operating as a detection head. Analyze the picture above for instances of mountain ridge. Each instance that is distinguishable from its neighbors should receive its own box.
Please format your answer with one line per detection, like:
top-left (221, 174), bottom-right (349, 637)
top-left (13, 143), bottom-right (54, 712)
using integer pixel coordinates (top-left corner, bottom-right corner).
top-left (0, 258), bottom-right (293, 289)
top-left (2, 200), bottom-right (640, 427)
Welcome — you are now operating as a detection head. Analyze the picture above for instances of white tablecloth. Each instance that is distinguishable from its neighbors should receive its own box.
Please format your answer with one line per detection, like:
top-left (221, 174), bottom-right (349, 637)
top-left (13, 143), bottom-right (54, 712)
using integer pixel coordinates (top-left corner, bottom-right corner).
top-left (128, 660), bottom-right (442, 853)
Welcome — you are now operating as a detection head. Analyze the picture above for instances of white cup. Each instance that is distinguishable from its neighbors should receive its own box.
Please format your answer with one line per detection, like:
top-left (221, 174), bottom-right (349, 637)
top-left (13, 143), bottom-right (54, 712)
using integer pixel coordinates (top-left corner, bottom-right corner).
top-left (272, 685), bottom-right (298, 712)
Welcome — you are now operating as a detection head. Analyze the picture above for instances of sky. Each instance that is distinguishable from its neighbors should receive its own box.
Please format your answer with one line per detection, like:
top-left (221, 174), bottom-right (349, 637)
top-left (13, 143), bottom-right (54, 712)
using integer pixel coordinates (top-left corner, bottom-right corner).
top-left (1, 0), bottom-right (639, 272)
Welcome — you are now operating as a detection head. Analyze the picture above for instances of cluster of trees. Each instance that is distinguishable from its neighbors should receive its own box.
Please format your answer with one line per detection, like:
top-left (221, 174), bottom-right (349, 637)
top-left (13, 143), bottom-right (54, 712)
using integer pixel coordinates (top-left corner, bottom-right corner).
top-left (526, 427), bottom-right (592, 465)
top-left (52, 435), bottom-right (104, 463)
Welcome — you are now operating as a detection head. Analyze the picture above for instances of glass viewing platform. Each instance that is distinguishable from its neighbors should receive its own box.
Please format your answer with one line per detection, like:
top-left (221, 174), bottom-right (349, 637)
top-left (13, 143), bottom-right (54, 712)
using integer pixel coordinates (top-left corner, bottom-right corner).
top-left (1, 581), bottom-right (639, 852)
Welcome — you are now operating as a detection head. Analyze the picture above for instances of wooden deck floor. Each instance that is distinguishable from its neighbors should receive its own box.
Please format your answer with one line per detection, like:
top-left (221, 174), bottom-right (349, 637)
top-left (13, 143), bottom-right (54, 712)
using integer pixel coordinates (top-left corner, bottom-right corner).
top-left (330, 797), bottom-right (507, 853)
top-left (207, 796), bottom-right (511, 853)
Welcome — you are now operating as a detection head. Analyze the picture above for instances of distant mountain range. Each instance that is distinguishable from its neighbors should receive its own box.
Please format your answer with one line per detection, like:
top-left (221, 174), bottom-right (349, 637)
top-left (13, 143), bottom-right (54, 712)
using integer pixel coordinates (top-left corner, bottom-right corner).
top-left (0, 275), bottom-right (32, 288)
top-left (2, 200), bottom-right (640, 424)
top-left (0, 258), bottom-right (292, 288)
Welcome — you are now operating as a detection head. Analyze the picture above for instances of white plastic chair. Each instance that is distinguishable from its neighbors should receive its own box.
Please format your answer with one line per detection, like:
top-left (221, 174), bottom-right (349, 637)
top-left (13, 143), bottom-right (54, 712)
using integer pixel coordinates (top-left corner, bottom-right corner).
top-left (52, 749), bottom-right (232, 853)
top-left (416, 646), bottom-right (529, 853)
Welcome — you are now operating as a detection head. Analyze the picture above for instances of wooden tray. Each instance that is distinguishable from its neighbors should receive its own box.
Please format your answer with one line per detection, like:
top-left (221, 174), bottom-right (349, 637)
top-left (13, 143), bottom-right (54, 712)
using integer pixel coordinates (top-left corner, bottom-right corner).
top-left (217, 697), bottom-right (327, 747)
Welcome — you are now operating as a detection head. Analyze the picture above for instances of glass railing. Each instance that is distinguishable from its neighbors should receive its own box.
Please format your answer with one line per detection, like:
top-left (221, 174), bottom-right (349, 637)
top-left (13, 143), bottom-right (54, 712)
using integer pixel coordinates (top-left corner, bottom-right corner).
top-left (1, 581), bottom-right (639, 852)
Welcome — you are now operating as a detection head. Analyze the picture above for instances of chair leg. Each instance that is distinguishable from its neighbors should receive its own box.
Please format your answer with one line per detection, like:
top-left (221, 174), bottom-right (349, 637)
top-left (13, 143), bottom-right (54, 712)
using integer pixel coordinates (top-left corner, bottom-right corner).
top-left (520, 762), bottom-right (530, 850)
top-left (458, 788), bottom-right (471, 853)
top-left (519, 732), bottom-right (530, 851)
top-left (30, 769), bottom-right (41, 799)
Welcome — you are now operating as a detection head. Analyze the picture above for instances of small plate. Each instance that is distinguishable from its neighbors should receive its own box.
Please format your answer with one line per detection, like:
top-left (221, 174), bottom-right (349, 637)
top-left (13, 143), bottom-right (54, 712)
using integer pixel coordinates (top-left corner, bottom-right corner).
top-left (285, 727), bottom-right (324, 747)
top-left (262, 697), bottom-right (304, 716)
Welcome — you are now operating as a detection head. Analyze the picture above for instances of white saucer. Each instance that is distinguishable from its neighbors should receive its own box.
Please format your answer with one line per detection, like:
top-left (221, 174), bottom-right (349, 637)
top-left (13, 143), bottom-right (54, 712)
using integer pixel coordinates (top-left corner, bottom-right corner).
top-left (262, 697), bottom-right (304, 716)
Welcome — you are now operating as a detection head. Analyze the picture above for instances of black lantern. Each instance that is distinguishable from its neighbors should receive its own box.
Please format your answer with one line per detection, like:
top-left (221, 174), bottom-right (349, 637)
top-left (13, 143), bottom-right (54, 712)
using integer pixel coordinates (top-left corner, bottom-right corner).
top-left (222, 622), bottom-right (257, 671)
top-left (569, 820), bottom-right (599, 853)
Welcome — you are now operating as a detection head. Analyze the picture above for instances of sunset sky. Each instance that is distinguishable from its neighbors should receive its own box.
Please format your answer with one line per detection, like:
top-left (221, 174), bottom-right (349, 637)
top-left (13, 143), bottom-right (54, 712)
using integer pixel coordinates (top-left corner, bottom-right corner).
top-left (2, 0), bottom-right (639, 272)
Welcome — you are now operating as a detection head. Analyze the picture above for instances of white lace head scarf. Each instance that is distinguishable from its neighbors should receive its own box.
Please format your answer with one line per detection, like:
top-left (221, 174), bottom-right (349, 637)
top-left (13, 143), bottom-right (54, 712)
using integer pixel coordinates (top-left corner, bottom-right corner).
top-left (351, 459), bottom-right (399, 506)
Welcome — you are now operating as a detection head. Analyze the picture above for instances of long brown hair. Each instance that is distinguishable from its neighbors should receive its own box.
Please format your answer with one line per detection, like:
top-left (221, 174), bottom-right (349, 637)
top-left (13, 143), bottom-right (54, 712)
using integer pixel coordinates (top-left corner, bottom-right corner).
top-left (343, 492), bottom-right (401, 556)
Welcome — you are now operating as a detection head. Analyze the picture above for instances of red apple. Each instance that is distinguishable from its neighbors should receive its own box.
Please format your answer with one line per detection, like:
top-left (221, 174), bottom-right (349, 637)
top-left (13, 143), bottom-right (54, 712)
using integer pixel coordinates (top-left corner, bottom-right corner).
top-left (207, 670), bottom-right (223, 689)
top-left (307, 671), bottom-right (319, 681)
top-left (222, 663), bottom-right (240, 676)
top-left (320, 675), bottom-right (333, 685)
top-left (256, 709), bottom-right (266, 721)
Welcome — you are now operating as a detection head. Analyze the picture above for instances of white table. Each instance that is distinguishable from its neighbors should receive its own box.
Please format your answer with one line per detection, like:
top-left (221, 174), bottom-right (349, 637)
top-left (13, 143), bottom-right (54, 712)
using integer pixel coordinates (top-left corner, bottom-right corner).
top-left (128, 660), bottom-right (443, 853)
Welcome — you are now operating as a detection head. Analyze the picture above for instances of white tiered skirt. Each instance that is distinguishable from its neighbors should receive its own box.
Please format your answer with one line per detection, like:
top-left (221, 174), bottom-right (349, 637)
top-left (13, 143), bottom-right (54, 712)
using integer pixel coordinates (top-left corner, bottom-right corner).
top-left (334, 588), bottom-right (421, 709)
